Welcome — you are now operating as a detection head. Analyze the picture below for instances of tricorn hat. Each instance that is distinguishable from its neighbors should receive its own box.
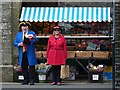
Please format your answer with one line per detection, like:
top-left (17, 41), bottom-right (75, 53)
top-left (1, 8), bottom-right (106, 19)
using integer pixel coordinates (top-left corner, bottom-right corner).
top-left (18, 21), bottom-right (31, 28)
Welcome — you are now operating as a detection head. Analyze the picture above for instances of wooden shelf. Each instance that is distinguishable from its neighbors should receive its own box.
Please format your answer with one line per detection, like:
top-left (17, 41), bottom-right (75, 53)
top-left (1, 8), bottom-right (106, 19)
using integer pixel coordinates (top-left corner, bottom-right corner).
top-left (36, 35), bottom-right (113, 39)
top-left (36, 57), bottom-right (111, 60)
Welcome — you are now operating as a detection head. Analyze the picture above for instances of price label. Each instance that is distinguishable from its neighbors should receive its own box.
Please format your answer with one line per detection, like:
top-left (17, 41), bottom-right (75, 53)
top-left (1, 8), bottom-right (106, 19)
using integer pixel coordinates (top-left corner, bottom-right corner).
top-left (92, 74), bottom-right (99, 80)
top-left (18, 75), bottom-right (24, 80)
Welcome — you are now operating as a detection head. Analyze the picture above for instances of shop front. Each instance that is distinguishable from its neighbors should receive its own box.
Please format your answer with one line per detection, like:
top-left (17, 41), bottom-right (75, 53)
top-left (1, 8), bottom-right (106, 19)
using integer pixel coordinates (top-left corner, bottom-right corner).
top-left (18, 6), bottom-right (112, 82)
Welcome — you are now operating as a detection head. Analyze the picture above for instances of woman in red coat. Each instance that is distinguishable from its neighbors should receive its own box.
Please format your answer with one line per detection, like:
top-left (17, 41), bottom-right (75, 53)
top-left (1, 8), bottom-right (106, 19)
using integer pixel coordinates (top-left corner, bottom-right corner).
top-left (46, 26), bottom-right (67, 85)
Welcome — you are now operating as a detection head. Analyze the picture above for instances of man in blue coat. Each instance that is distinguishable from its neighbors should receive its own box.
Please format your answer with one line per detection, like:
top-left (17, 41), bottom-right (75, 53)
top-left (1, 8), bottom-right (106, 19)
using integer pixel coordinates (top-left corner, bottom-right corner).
top-left (14, 22), bottom-right (38, 85)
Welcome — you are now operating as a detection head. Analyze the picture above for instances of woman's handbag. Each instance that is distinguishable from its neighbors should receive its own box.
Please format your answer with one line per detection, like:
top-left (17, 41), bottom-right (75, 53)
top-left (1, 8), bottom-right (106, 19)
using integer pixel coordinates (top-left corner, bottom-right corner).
top-left (60, 65), bottom-right (70, 79)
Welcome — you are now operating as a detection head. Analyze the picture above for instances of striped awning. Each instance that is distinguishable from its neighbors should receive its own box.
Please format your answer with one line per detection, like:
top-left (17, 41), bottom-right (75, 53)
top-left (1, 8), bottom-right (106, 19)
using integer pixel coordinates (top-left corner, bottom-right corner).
top-left (20, 7), bottom-right (111, 22)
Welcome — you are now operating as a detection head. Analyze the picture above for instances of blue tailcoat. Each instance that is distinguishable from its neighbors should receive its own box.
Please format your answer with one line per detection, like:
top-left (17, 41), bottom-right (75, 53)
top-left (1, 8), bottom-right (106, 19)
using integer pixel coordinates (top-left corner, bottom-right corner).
top-left (14, 30), bottom-right (38, 66)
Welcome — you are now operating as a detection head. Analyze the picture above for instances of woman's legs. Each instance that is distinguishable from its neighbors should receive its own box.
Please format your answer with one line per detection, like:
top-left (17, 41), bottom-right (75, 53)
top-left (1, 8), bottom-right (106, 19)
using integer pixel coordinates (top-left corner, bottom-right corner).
top-left (56, 65), bottom-right (61, 83)
top-left (52, 65), bottom-right (61, 84)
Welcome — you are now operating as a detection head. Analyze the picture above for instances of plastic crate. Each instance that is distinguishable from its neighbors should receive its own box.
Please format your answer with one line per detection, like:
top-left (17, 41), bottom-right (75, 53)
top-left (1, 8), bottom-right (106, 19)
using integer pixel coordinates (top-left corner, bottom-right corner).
top-left (103, 72), bottom-right (112, 80)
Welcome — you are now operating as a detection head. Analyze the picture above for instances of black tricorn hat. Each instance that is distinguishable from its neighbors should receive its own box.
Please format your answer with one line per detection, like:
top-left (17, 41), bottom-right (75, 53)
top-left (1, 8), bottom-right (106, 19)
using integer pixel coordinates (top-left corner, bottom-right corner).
top-left (18, 21), bottom-right (31, 28)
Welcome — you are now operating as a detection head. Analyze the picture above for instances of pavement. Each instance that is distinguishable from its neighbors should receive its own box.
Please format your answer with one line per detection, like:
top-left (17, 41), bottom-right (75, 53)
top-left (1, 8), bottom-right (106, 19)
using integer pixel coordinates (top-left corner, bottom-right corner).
top-left (0, 81), bottom-right (113, 90)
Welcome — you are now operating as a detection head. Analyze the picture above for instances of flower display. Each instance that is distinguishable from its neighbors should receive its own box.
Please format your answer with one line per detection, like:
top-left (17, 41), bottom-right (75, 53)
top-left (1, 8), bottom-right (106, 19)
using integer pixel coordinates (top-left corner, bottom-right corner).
top-left (35, 63), bottom-right (51, 75)
top-left (87, 63), bottom-right (106, 72)
top-left (13, 63), bottom-right (22, 72)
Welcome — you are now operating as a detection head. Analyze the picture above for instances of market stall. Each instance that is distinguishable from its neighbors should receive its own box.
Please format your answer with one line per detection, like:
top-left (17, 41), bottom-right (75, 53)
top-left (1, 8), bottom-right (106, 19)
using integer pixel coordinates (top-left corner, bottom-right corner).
top-left (19, 7), bottom-right (112, 82)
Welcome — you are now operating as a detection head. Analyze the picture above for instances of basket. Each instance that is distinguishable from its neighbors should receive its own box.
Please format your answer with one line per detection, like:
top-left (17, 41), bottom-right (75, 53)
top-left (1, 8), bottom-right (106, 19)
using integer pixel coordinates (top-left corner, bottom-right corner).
top-left (36, 51), bottom-right (42, 58)
top-left (92, 51), bottom-right (109, 58)
top-left (67, 51), bottom-right (76, 58)
top-left (76, 51), bottom-right (92, 58)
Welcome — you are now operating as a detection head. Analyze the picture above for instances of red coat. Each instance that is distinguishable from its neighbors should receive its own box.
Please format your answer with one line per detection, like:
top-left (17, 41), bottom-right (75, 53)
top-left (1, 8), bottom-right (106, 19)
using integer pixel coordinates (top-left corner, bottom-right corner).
top-left (46, 35), bottom-right (67, 65)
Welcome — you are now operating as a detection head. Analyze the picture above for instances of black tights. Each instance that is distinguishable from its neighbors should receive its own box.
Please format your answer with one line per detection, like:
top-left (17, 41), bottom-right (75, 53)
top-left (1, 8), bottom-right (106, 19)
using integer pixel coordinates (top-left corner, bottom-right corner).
top-left (52, 65), bottom-right (61, 83)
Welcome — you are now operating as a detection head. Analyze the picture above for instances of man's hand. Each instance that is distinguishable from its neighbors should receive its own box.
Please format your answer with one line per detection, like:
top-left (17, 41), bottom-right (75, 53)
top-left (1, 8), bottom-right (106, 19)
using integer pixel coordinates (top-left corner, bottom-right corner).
top-left (25, 34), bottom-right (34, 39)
top-left (18, 42), bottom-right (23, 46)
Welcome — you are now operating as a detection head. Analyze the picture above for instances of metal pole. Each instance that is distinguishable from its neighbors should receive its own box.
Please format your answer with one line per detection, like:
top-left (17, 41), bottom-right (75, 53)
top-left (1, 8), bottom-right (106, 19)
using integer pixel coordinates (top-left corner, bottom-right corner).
top-left (112, 0), bottom-right (115, 90)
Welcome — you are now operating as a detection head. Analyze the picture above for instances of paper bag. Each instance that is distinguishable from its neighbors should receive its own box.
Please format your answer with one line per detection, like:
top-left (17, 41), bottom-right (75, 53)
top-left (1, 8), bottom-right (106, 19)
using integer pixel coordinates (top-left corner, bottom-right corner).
top-left (60, 65), bottom-right (69, 79)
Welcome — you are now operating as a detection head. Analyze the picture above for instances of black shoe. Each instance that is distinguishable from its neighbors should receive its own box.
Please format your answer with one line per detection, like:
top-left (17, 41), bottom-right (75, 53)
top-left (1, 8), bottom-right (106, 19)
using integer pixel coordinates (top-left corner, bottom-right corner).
top-left (29, 80), bottom-right (35, 85)
top-left (21, 80), bottom-right (29, 85)
top-left (30, 82), bottom-right (35, 85)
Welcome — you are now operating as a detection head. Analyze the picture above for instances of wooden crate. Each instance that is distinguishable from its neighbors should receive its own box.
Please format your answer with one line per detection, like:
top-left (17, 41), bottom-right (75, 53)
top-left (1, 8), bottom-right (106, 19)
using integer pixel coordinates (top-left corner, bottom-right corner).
top-left (76, 51), bottom-right (92, 58)
top-left (67, 51), bottom-right (76, 58)
top-left (36, 51), bottom-right (42, 58)
top-left (92, 51), bottom-right (109, 58)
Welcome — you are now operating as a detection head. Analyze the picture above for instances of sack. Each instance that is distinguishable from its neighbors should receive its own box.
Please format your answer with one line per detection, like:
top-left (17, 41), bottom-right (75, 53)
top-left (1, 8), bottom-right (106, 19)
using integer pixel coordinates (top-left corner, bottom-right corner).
top-left (60, 65), bottom-right (69, 79)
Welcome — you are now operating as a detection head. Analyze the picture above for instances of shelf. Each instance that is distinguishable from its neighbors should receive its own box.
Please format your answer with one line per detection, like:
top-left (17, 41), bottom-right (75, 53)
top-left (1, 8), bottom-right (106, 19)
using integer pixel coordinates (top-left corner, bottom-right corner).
top-left (36, 57), bottom-right (111, 60)
top-left (36, 35), bottom-right (113, 39)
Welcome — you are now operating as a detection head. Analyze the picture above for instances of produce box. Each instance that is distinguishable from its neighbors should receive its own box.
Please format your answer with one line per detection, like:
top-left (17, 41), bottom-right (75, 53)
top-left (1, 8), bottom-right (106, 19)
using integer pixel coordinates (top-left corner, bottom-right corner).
top-left (76, 51), bottom-right (92, 58)
top-left (67, 51), bottom-right (76, 58)
top-left (92, 51), bottom-right (109, 58)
